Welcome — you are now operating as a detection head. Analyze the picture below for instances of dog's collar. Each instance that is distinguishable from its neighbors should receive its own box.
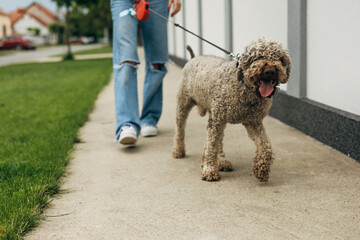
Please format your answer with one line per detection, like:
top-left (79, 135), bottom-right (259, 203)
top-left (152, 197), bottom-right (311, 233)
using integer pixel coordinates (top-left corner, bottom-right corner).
top-left (238, 70), bottom-right (253, 90)
top-left (241, 77), bottom-right (253, 90)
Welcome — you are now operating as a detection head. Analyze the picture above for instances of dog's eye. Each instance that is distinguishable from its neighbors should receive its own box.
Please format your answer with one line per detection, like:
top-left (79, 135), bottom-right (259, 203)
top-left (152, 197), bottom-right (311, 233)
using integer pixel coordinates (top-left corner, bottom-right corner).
top-left (280, 57), bottom-right (287, 66)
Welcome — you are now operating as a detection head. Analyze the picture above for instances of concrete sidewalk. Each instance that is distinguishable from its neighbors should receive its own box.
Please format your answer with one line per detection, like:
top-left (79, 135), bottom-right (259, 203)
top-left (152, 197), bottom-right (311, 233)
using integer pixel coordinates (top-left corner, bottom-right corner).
top-left (27, 50), bottom-right (360, 240)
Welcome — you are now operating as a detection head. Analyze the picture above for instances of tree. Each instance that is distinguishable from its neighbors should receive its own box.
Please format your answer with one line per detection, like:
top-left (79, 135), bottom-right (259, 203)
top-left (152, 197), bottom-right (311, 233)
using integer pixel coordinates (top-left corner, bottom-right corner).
top-left (52, 0), bottom-right (72, 59)
top-left (52, 0), bottom-right (99, 60)
top-left (27, 27), bottom-right (41, 36)
top-left (69, 1), bottom-right (112, 43)
top-left (49, 23), bottom-right (65, 44)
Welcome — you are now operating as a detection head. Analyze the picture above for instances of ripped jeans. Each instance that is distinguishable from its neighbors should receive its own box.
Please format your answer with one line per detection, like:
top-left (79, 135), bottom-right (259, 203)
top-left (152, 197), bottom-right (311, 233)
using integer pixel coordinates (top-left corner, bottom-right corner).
top-left (111, 0), bottom-right (169, 140)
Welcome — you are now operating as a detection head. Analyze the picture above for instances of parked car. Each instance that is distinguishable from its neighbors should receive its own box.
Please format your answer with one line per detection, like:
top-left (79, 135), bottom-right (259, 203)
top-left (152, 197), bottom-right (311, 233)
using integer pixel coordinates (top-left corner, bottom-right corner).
top-left (68, 36), bottom-right (96, 45)
top-left (80, 36), bottom-right (95, 44)
top-left (0, 36), bottom-right (36, 50)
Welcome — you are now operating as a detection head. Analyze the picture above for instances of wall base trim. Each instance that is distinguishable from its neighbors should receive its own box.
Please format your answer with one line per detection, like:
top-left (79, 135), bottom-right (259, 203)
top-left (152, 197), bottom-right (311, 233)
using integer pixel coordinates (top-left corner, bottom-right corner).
top-left (270, 91), bottom-right (360, 162)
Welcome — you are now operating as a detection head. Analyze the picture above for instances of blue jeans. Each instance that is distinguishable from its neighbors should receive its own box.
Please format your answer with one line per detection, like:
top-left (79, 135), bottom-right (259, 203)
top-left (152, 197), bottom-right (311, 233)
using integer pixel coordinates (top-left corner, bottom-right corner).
top-left (111, 0), bottom-right (169, 140)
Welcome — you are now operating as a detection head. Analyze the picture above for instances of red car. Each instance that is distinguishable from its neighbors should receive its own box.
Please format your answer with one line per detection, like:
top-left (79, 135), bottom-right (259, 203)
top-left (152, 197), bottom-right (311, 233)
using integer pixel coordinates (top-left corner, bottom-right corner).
top-left (0, 36), bottom-right (36, 50)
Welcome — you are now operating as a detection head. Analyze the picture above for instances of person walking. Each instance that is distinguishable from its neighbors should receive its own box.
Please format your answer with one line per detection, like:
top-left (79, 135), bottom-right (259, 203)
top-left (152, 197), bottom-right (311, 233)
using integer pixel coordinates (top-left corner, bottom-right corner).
top-left (110, 0), bottom-right (181, 145)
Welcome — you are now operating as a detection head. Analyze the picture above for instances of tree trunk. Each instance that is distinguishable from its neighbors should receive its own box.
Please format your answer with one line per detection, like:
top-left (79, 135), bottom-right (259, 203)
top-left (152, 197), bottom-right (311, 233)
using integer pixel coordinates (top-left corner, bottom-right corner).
top-left (65, 3), bottom-right (72, 58)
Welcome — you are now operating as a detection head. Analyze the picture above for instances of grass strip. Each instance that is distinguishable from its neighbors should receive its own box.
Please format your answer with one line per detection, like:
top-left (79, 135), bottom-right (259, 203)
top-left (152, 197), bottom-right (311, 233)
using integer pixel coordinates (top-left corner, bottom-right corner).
top-left (73, 45), bottom-right (112, 55)
top-left (0, 59), bottom-right (112, 239)
top-left (0, 50), bottom-right (18, 57)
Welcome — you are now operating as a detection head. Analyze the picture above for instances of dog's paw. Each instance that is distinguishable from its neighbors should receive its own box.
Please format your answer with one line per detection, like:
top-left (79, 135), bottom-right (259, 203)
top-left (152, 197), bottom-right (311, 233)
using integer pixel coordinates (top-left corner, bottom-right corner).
top-left (201, 169), bottom-right (220, 181)
top-left (253, 161), bottom-right (270, 182)
top-left (172, 149), bottom-right (185, 158)
top-left (218, 160), bottom-right (234, 172)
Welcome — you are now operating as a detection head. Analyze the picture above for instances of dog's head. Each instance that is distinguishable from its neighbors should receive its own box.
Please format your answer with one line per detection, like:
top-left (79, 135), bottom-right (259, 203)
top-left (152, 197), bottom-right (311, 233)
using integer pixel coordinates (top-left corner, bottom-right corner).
top-left (238, 38), bottom-right (292, 98)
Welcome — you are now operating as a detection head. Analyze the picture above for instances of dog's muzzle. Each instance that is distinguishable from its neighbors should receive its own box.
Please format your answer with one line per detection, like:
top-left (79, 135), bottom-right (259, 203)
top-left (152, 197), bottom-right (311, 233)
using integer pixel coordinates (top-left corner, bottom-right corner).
top-left (257, 66), bottom-right (278, 98)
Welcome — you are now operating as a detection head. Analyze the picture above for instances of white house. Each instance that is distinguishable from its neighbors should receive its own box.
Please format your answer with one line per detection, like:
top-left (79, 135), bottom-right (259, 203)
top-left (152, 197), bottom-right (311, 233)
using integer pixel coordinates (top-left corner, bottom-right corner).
top-left (13, 12), bottom-right (50, 36)
top-left (10, 2), bottom-right (58, 45)
top-left (0, 8), bottom-right (12, 38)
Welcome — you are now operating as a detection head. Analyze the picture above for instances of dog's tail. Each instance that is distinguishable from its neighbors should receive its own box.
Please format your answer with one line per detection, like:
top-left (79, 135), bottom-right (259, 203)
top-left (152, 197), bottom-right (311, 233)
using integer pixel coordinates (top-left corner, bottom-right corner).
top-left (186, 45), bottom-right (195, 59)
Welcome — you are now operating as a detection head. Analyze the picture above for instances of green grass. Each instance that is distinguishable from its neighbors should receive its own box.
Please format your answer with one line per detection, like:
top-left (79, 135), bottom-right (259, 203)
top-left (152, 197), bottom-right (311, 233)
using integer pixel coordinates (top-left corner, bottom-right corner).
top-left (0, 50), bottom-right (18, 57)
top-left (73, 45), bottom-right (112, 55)
top-left (0, 59), bottom-right (112, 239)
top-left (52, 45), bottom-right (112, 58)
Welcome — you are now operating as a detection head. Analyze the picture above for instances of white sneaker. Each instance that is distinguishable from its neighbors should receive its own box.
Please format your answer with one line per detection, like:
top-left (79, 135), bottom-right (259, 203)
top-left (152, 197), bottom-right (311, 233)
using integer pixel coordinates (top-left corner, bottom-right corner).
top-left (141, 125), bottom-right (158, 137)
top-left (119, 125), bottom-right (137, 145)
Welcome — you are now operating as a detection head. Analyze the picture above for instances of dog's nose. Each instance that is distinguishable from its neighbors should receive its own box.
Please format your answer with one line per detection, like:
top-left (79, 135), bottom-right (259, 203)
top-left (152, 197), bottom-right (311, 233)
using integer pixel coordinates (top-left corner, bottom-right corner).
top-left (264, 68), bottom-right (276, 76)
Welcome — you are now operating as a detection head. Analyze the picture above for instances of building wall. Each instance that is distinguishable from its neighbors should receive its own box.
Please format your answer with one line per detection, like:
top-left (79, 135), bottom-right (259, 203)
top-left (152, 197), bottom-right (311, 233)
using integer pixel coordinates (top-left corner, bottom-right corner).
top-left (232, 0), bottom-right (287, 51)
top-left (201, 0), bottom-right (226, 58)
top-left (13, 14), bottom-right (49, 36)
top-left (168, 0), bottom-right (359, 116)
top-left (0, 14), bottom-right (11, 38)
top-left (183, 0), bottom-right (201, 58)
top-left (172, 6), bottom-right (185, 59)
top-left (307, 0), bottom-right (360, 115)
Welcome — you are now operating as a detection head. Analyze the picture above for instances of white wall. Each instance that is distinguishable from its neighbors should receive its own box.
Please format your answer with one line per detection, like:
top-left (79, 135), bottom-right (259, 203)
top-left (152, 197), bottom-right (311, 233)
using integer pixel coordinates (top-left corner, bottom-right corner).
top-left (173, 7), bottom-right (185, 59)
top-left (168, 22), bottom-right (175, 56)
top-left (232, 0), bottom-right (288, 52)
top-left (167, 0), bottom-right (360, 116)
top-left (307, 0), bottom-right (360, 115)
top-left (201, 0), bottom-right (226, 58)
top-left (13, 14), bottom-right (49, 36)
top-left (184, 0), bottom-right (200, 60)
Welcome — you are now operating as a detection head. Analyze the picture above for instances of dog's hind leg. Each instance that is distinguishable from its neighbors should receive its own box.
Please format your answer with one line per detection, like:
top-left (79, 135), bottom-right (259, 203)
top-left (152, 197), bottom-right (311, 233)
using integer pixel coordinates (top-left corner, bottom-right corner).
top-left (201, 112), bottom-right (225, 181)
top-left (217, 129), bottom-right (234, 172)
top-left (244, 122), bottom-right (274, 182)
top-left (172, 90), bottom-right (195, 159)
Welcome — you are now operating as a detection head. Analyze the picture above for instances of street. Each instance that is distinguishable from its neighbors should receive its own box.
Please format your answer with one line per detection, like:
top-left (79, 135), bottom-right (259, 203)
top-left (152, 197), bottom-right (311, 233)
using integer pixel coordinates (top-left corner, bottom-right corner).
top-left (0, 44), bottom-right (104, 67)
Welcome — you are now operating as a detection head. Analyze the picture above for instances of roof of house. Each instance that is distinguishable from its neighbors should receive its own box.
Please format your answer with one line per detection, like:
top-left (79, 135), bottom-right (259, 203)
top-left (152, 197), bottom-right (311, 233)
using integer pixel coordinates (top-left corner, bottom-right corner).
top-left (28, 1), bottom-right (58, 22)
top-left (10, 1), bottom-right (58, 27)
top-left (10, 9), bottom-right (25, 23)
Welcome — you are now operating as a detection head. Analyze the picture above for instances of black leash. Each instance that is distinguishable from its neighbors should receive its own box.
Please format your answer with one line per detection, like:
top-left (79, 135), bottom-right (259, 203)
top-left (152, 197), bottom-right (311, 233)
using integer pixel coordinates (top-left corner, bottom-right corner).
top-left (149, 8), bottom-right (240, 61)
top-left (173, 23), bottom-right (232, 56)
top-left (149, 8), bottom-right (253, 89)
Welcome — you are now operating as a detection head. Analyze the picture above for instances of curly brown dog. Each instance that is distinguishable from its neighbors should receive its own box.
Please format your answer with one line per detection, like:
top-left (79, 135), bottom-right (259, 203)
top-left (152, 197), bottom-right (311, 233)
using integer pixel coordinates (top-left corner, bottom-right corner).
top-left (172, 38), bottom-right (292, 182)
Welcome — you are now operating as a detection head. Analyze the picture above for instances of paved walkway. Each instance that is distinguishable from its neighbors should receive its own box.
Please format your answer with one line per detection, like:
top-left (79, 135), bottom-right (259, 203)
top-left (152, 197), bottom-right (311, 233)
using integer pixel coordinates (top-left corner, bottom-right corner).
top-left (0, 44), bottom-right (104, 66)
top-left (27, 49), bottom-right (360, 240)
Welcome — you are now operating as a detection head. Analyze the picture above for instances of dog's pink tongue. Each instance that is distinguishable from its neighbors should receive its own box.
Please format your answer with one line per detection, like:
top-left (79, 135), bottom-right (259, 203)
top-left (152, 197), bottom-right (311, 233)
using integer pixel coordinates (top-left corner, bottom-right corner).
top-left (259, 80), bottom-right (274, 97)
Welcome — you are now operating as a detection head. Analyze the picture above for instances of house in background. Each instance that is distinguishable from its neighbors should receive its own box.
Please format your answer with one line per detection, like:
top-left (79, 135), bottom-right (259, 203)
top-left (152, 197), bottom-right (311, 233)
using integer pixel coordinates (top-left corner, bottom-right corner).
top-left (0, 8), bottom-right (11, 38)
top-left (10, 1), bottom-right (58, 45)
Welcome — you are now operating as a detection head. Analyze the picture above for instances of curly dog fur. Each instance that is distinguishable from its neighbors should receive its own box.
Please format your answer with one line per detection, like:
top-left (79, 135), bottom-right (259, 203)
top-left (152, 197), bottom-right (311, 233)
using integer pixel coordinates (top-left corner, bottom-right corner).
top-left (173, 38), bottom-right (292, 182)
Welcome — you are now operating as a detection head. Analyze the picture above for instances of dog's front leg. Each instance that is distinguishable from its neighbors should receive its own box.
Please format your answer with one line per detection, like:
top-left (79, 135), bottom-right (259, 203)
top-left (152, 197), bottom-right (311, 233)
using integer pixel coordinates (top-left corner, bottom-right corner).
top-left (201, 116), bottom-right (225, 181)
top-left (217, 128), bottom-right (233, 172)
top-left (244, 122), bottom-right (274, 182)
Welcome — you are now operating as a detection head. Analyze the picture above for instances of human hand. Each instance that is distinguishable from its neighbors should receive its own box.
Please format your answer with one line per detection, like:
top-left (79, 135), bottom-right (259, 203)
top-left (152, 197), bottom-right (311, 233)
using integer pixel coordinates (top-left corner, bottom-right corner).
top-left (168, 0), bottom-right (181, 17)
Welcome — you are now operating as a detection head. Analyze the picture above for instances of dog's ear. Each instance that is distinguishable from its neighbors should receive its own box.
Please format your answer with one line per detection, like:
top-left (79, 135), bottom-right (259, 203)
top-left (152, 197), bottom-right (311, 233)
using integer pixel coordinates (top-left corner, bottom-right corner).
top-left (237, 69), bottom-right (244, 81)
top-left (279, 53), bottom-right (292, 83)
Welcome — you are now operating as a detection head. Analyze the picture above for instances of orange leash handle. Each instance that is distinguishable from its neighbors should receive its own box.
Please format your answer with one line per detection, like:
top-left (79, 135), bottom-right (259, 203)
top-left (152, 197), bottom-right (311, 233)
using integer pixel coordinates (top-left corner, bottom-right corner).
top-left (134, 0), bottom-right (150, 21)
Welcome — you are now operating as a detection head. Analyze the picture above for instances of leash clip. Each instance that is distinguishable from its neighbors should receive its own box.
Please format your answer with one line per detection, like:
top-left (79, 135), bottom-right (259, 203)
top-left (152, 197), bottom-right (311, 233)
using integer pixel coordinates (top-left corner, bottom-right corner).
top-left (230, 53), bottom-right (241, 68)
top-left (119, 7), bottom-right (136, 18)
